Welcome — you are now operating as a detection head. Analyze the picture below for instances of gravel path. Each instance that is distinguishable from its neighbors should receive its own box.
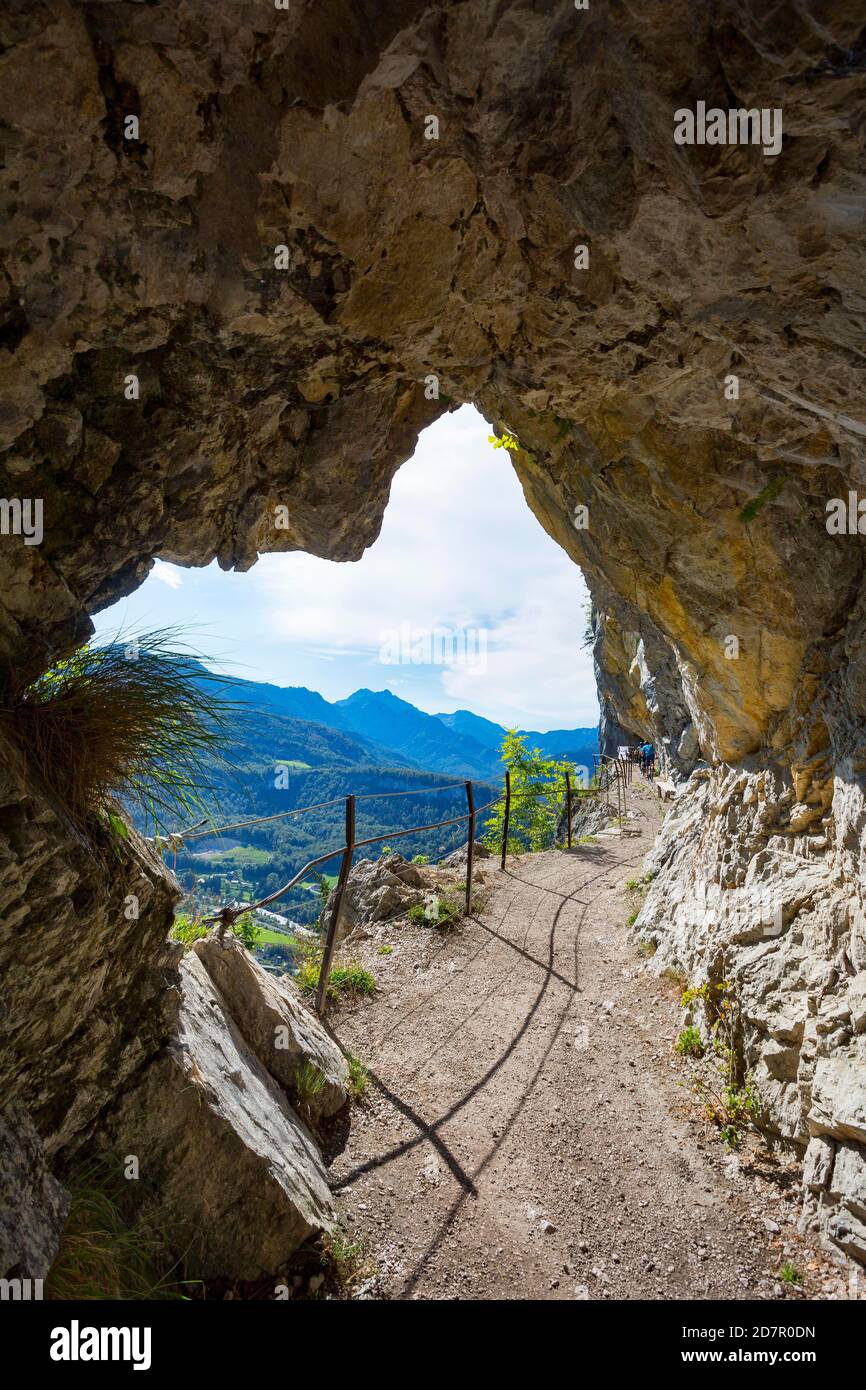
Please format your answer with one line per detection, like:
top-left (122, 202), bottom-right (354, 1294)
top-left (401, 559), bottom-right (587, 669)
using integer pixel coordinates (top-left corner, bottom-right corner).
top-left (328, 786), bottom-right (845, 1300)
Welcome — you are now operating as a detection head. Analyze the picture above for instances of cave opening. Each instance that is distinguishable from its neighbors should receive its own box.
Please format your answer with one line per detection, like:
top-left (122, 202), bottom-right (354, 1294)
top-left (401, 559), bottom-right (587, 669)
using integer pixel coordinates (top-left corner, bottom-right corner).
top-left (87, 401), bottom-right (600, 926)
top-left (95, 402), bottom-right (598, 750)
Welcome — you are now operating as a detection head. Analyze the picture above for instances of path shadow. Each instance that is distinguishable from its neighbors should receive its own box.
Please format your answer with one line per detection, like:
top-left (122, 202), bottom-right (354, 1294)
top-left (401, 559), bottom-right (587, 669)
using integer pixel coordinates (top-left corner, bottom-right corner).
top-left (330, 876), bottom-right (590, 1296)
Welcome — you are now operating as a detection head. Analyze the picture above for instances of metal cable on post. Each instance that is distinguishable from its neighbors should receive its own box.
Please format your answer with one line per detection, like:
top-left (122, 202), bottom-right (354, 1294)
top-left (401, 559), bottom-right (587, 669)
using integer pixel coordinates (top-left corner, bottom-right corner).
top-left (500, 771), bottom-right (511, 870)
top-left (316, 794), bottom-right (355, 1017)
top-left (465, 781), bottom-right (475, 915)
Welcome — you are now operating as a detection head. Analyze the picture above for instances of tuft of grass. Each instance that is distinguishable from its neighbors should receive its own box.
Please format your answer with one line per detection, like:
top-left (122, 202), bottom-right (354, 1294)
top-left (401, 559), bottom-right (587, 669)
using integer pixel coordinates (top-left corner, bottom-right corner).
top-left (626, 873), bottom-right (653, 892)
top-left (675, 1026), bottom-right (705, 1058)
top-left (408, 889), bottom-right (469, 934)
top-left (295, 954), bottom-right (321, 994)
top-left (626, 909), bottom-right (639, 927)
top-left (293, 1059), bottom-right (327, 1113)
top-left (329, 963), bottom-right (376, 995)
top-left (296, 952), bottom-right (375, 1002)
top-left (662, 966), bottom-right (688, 988)
top-left (46, 1163), bottom-right (190, 1300)
top-left (170, 910), bottom-right (259, 950)
top-left (345, 1052), bottom-right (368, 1102)
top-left (319, 1229), bottom-right (375, 1295)
top-left (0, 628), bottom-right (236, 833)
top-left (377, 944), bottom-right (393, 955)
top-left (780, 1261), bottom-right (802, 1287)
top-left (411, 854), bottom-right (429, 865)
top-left (638, 939), bottom-right (657, 958)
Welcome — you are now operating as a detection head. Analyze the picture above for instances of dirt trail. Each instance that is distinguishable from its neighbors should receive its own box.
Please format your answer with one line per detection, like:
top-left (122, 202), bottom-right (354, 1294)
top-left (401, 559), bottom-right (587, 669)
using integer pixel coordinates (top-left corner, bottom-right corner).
top-left (328, 785), bottom-right (841, 1301)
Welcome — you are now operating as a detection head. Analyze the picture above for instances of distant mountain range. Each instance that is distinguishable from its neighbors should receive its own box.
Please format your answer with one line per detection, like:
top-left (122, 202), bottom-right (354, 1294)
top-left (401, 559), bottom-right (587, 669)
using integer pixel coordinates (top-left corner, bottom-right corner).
top-left (148, 665), bottom-right (599, 926)
top-left (195, 671), bottom-right (598, 781)
top-left (435, 708), bottom-right (598, 764)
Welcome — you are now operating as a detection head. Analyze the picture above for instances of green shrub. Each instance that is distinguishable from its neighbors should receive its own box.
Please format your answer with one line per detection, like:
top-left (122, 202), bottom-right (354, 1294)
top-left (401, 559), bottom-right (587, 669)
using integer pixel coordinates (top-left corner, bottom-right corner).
top-left (690, 978), bottom-right (762, 1148)
top-left (483, 730), bottom-right (576, 853)
top-left (675, 1026), bottom-right (705, 1058)
top-left (681, 982), bottom-right (711, 1009)
top-left (408, 894), bottom-right (461, 929)
top-left (294, 954), bottom-right (321, 994)
top-left (710, 1079), bottom-right (761, 1145)
top-left (170, 910), bottom-right (259, 949)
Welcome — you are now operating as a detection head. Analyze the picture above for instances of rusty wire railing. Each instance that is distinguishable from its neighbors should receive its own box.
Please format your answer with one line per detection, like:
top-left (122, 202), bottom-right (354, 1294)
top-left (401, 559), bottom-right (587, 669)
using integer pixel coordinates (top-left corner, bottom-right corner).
top-left (186, 779), bottom-right (503, 1014)
top-left (169, 758), bottom-right (623, 1017)
top-left (312, 781), bottom-right (506, 1014)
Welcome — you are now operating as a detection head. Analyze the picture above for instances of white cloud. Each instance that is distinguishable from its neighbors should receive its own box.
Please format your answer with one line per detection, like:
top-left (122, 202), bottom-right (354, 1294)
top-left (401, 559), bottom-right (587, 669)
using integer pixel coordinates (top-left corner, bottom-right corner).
top-left (151, 560), bottom-right (183, 590)
top-left (252, 405), bottom-right (597, 728)
top-left (439, 573), bottom-right (597, 728)
top-left (95, 405), bottom-right (598, 730)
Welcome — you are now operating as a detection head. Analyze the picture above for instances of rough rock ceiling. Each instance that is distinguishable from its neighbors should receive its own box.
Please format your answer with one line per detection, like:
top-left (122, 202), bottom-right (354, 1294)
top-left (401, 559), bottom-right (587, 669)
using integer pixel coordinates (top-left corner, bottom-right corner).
top-left (0, 0), bottom-right (864, 766)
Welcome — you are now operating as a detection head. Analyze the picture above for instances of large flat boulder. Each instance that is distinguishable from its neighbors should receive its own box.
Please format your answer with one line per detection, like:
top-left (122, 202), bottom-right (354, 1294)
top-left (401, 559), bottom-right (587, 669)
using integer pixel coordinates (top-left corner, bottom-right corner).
top-left (193, 932), bottom-right (349, 1119)
top-left (96, 952), bottom-right (336, 1280)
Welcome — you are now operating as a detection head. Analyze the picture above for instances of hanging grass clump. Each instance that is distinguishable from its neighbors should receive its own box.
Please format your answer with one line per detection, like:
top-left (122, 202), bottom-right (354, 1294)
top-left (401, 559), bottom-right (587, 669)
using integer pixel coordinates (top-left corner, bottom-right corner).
top-left (0, 628), bottom-right (235, 834)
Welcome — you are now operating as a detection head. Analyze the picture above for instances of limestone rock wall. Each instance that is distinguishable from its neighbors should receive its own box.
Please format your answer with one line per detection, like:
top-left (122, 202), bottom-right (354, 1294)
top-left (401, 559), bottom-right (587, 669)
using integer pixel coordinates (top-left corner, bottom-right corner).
top-left (0, 732), bottom-right (180, 1155)
top-left (634, 750), bottom-right (866, 1263)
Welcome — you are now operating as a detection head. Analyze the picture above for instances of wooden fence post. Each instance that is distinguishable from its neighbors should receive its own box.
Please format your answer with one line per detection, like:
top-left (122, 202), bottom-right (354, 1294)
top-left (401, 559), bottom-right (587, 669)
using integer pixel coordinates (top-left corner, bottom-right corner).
top-left (500, 771), bottom-right (511, 871)
top-left (316, 793), bottom-right (355, 1016)
top-left (465, 780), bottom-right (475, 915)
top-left (565, 771), bottom-right (572, 849)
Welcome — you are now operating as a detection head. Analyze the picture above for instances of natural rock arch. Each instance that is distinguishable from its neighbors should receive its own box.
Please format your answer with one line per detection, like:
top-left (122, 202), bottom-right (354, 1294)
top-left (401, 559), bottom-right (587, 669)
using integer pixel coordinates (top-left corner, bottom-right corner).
top-left (1, 0), bottom-right (865, 1271)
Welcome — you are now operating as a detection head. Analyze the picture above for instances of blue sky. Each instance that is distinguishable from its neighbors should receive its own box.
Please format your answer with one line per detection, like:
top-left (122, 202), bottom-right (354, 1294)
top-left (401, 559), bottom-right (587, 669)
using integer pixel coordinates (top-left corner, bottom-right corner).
top-left (94, 405), bottom-right (598, 731)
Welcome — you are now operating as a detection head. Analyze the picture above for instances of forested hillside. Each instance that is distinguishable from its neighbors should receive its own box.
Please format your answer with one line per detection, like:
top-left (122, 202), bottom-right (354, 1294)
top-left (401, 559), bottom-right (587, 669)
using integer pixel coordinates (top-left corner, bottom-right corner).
top-left (133, 688), bottom-right (495, 925)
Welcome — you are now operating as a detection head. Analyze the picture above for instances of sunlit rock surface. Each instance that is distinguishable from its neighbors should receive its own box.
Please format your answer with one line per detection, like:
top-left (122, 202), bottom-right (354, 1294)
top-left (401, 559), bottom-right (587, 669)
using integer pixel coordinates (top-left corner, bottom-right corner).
top-left (94, 947), bottom-right (337, 1279)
